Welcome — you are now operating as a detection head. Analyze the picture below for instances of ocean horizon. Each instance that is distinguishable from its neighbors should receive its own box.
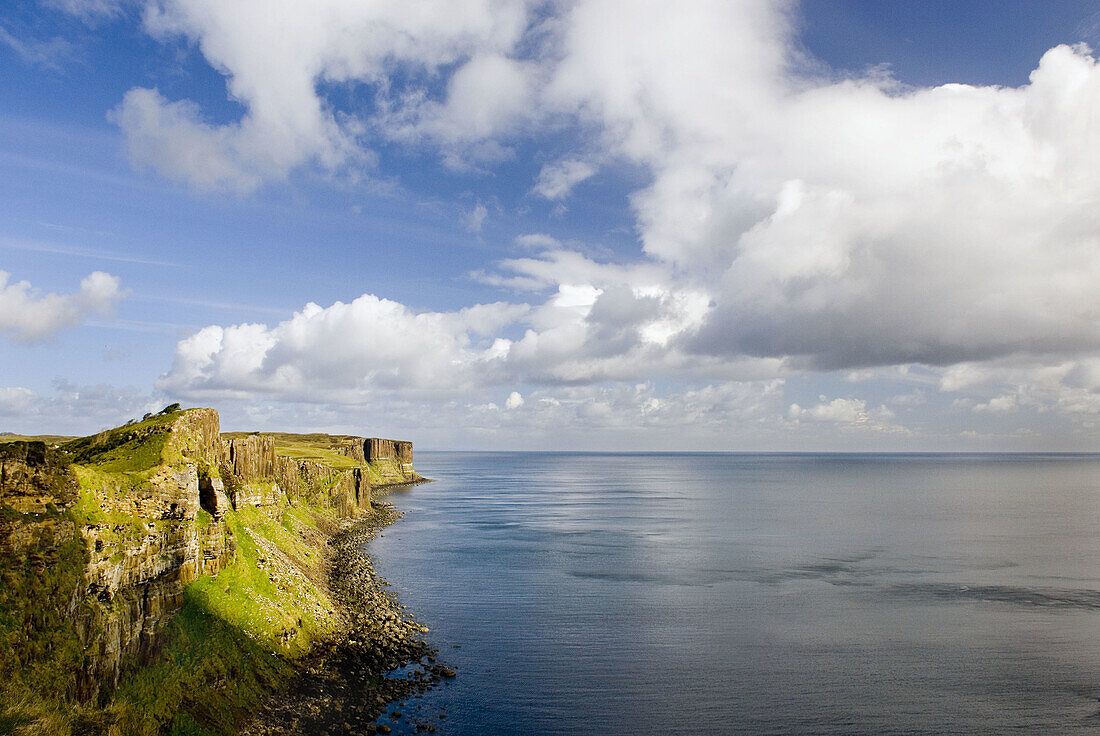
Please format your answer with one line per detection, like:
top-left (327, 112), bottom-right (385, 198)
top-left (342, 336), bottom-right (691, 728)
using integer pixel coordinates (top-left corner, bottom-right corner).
top-left (366, 451), bottom-right (1100, 735)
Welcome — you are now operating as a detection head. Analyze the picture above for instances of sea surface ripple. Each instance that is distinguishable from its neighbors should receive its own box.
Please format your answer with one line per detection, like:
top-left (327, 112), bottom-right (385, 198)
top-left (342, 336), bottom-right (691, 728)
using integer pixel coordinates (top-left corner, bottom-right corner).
top-left (367, 452), bottom-right (1100, 735)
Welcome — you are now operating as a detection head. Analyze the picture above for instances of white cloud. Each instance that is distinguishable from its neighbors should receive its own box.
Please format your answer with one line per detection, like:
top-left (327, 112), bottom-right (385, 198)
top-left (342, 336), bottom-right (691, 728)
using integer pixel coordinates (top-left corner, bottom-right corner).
top-left (505, 390), bottom-right (524, 409)
top-left (464, 202), bottom-right (489, 232)
top-left (789, 397), bottom-right (869, 424)
top-left (132, 1), bottom-right (1100, 371)
top-left (0, 381), bottom-right (162, 436)
top-left (0, 270), bottom-right (124, 342)
top-left (158, 293), bottom-right (530, 400)
top-left (0, 387), bottom-right (38, 415)
top-left (44, 0), bottom-right (132, 20)
top-left (110, 1), bottom-right (1100, 443)
top-left (788, 396), bottom-right (907, 433)
top-left (0, 26), bottom-right (74, 70)
top-left (532, 159), bottom-right (596, 199)
top-left (113, 0), bottom-right (532, 190)
top-left (381, 52), bottom-right (537, 168)
top-left (934, 357), bottom-right (1100, 424)
top-left (973, 394), bottom-right (1019, 414)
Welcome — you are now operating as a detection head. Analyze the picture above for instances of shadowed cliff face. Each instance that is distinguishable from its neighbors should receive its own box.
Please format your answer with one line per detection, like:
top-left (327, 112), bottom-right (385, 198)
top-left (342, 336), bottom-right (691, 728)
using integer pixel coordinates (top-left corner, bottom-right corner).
top-left (0, 442), bottom-right (88, 701)
top-left (0, 440), bottom-right (79, 512)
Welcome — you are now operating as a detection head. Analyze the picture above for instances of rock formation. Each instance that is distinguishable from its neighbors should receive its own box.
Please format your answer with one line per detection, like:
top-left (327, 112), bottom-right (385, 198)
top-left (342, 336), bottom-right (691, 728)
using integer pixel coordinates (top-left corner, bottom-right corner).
top-left (0, 406), bottom-right (421, 711)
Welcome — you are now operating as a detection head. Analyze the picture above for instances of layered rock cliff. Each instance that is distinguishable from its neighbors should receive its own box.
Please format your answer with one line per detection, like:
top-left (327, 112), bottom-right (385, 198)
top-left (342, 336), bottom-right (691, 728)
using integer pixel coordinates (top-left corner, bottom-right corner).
top-left (0, 406), bottom-right (422, 729)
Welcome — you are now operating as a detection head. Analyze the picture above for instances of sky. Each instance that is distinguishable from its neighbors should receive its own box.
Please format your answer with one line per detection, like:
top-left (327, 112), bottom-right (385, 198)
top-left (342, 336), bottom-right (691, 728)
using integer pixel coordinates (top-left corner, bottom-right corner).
top-left (2, 0), bottom-right (1100, 451)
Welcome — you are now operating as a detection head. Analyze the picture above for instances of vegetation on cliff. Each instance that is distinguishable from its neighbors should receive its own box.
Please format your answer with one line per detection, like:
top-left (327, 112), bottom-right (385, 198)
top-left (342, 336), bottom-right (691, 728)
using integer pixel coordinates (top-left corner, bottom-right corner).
top-left (0, 407), bottom-right (426, 736)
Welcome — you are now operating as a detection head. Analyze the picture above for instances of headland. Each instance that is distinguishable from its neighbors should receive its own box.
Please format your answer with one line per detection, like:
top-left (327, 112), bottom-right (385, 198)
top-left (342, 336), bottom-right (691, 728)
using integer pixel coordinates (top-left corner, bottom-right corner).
top-left (0, 405), bottom-right (435, 735)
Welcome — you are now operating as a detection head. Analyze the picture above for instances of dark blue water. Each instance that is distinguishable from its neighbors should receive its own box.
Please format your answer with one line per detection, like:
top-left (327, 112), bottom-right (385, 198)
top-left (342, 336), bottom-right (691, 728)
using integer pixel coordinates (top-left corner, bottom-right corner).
top-left (368, 453), bottom-right (1100, 735)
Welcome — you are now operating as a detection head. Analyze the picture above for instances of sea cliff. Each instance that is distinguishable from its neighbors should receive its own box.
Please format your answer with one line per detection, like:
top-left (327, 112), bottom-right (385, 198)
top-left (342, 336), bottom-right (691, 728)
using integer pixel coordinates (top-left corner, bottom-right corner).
top-left (0, 406), bottom-right (428, 735)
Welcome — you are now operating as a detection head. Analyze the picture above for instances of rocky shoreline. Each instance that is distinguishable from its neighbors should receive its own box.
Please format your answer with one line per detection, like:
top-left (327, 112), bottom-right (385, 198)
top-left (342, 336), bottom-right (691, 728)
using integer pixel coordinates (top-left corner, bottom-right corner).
top-left (244, 488), bottom-right (453, 736)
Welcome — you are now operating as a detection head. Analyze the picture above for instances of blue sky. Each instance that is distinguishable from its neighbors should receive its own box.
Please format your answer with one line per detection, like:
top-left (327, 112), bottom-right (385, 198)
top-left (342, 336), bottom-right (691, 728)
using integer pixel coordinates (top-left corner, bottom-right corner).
top-left (2, 0), bottom-right (1100, 451)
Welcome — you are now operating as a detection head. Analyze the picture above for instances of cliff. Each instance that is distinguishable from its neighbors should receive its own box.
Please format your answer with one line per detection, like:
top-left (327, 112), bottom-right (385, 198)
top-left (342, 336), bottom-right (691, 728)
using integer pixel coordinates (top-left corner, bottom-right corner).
top-left (0, 406), bottom-right (423, 735)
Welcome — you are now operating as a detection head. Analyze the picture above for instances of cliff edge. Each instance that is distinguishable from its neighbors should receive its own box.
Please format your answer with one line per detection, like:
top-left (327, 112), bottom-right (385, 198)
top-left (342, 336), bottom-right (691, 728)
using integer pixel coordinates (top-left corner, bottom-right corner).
top-left (0, 406), bottom-right (425, 735)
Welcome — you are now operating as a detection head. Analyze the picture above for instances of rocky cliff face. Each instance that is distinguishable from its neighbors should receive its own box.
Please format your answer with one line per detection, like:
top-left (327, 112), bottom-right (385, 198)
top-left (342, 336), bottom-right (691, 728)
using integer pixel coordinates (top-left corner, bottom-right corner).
top-left (274, 457), bottom-right (371, 516)
top-left (0, 407), bottom-right (421, 711)
top-left (67, 409), bottom-right (237, 701)
top-left (226, 435), bottom-right (275, 483)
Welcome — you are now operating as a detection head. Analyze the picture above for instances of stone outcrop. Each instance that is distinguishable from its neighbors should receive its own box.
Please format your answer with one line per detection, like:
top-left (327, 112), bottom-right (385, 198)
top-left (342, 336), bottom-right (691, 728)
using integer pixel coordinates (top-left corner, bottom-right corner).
top-left (223, 435), bottom-right (283, 508)
top-left (336, 439), bottom-right (367, 464)
top-left (226, 434), bottom-right (276, 482)
top-left (365, 438), bottom-right (418, 482)
top-left (114, 462), bottom-right (201, 520)
top-left (395, 441), bottom-right (414, 478)
top-left (171, 407), bottom-right (223, 463)
top-left (272, 457), bottom-right (371, 516)
top-left (366, 437), bottom-right (395, 461)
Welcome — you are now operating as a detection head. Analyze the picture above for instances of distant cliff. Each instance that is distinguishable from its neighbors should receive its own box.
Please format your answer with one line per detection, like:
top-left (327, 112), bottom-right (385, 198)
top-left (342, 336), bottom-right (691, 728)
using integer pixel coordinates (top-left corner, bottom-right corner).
top-left (0, 406), bottom-right (423, 734)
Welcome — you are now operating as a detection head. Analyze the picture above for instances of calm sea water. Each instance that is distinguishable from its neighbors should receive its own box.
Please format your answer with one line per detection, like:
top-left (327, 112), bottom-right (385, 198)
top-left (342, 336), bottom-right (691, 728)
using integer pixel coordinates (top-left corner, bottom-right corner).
top-left (367, 453), bottom-right (1100, 735)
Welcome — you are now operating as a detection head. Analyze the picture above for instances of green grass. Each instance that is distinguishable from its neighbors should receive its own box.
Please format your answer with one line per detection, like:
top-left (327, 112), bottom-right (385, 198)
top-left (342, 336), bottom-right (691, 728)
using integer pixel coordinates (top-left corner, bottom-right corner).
top-left (221, 431), bottom-right (413, 488)
top-left (68, 473), bottom-right (154, 547)
top-left (105, 502), bottom-right (340, 734)
top-left (70, 484), bottom-right (107, 525)
top-left (272, 443), bottom-right (362, 469)
top-left (224, 432), bottom-right (366, 470)
top-left (0, 435), bottom-right (76, 446)
top-left (183, 507), bottom-right (335, 658)
top-left (281, 504), bottom-right (318, 531)
top-left (0, 497), bottom-right (343, 735)
top-left (108, 584), bottom-right (297, 736)
top-left (0, 411), bottom-right (414, 735)
top-left (62, 412), bottom-right (181, 473)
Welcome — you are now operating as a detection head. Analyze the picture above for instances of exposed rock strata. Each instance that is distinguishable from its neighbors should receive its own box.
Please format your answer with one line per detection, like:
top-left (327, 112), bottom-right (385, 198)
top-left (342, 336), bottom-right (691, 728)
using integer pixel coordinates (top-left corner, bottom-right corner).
top-left (0, 408), bottom-right (422, 709)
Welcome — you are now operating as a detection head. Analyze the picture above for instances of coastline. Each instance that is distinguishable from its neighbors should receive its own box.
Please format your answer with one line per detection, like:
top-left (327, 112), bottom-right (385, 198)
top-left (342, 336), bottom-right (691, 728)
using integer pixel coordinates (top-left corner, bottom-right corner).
top-left (0, 409), bottom-right (440, 735)
top-left (245, 482), bottom-right (452, 735)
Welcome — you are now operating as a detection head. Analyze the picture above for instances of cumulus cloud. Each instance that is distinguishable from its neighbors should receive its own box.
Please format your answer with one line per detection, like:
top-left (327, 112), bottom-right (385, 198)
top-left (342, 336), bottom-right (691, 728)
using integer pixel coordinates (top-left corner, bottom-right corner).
top-left (116, 0), bottom-right (1100, 441)
top-left (128, 1), bottom-right (1100, 373)
top-left (159, 254), bottom-right (766, 401)
top-left (0, 270), bottom-right (124, 342)
top-left (158, 293), bottom-right (529, 400)
top-left (543, 3), bottom-right (1100, 372)
top-left (937, 357), bottom-right (1100, 423)
top-left (113, 0), bottom-right (531, 190)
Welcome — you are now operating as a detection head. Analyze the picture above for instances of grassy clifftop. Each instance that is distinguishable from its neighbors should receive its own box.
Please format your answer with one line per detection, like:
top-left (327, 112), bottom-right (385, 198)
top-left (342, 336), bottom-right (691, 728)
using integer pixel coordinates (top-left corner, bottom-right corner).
top-left (0, 407), bottom-right (425, 736)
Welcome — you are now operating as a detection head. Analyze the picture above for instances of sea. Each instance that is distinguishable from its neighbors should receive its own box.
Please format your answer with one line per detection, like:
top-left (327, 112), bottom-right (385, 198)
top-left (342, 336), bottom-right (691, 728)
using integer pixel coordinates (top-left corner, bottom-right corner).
top-left (366, 452), bottom-right (1100, 735)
